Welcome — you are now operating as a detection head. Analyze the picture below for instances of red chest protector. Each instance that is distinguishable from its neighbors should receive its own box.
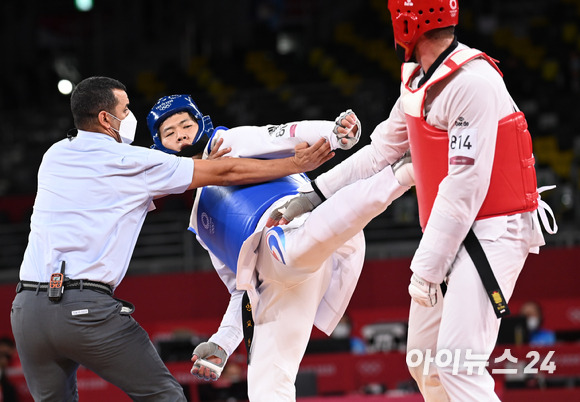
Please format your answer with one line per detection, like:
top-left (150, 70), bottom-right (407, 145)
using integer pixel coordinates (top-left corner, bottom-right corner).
top-left (401, 49), bottom-right (538, 230)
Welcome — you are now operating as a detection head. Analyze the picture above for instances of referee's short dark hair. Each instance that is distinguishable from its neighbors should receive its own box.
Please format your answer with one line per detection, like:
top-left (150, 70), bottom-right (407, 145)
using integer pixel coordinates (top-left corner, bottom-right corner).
top-left (71, 76), bottom-right (126, 129)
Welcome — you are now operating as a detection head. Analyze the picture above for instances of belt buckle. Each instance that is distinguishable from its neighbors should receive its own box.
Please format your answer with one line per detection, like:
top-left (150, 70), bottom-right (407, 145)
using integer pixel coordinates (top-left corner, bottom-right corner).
top-left (15, 282), bottom-right (23, 293)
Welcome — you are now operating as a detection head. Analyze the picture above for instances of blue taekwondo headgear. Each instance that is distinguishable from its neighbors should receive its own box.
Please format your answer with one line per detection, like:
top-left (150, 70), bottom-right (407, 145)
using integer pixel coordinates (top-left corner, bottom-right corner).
top-left (147, 94), bottom-right (214, 154)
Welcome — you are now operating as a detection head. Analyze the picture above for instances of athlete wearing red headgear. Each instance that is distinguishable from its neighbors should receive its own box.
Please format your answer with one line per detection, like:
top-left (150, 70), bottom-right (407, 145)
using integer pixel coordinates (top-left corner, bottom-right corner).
top-left (269, 0), bottom-right (558, 400)
top-left (389, 0), bottom-right (459, 62)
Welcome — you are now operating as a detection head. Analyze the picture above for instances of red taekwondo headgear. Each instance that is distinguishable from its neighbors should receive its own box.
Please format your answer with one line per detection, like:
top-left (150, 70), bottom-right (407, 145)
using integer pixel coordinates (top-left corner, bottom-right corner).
top-left (388, 0), bottom-right (459, 62)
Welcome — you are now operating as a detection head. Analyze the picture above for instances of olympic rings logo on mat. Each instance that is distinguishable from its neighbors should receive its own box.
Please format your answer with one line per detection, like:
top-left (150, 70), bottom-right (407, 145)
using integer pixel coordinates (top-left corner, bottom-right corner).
top-left (266, 226), bottom-right (287, 264)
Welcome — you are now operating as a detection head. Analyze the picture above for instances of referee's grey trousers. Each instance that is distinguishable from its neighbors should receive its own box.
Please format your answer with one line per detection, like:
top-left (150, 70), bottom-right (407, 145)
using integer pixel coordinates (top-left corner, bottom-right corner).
top-left (11, 288), bottom-right (187, 401)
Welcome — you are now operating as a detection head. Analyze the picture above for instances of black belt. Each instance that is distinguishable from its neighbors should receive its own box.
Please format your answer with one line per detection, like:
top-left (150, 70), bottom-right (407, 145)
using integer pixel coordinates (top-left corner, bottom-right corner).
top-left (241, 291), bottom-right (254, 365)
top-left (16, 280), bottom-right (113, 296)
top-left (463, 228), bottom-right (510, 319)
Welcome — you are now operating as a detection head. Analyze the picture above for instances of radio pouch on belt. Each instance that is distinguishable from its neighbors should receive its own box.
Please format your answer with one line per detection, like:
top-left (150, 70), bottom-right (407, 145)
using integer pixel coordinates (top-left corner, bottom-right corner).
top-left (48, 261), bottom-right (66, 302)
top-left (463, 229), bottom-right (510, 319)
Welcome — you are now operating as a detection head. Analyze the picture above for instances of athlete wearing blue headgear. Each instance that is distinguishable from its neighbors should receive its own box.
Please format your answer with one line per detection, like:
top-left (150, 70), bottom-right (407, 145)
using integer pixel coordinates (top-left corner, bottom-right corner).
top-left (146, 94), bottom-right (411, 401)
top-left (147, 95), bottom-right (214, 155)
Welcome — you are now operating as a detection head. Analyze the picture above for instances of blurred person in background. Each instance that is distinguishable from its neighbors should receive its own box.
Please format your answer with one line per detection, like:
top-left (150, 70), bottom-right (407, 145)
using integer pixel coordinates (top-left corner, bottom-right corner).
top-left (330, 313), bottom-right (368, 355)
top-left (0, 337), bottom-right (18, 402)
top-left (519, 300), bottom-right (556, 346)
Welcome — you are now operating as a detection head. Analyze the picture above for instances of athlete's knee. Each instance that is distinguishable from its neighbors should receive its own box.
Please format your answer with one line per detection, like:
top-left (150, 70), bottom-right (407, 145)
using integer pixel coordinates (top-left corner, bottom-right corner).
top-left (407, 356), bottom-right (449, 402)
top-left (407, 354), bottom-right (426, 384)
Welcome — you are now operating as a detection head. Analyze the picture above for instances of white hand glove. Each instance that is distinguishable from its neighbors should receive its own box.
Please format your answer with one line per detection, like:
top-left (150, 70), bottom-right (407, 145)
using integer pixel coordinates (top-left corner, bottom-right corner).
top-left (391, 149), bottom-right (414, 187)
top-left (333, 109), bottom-right (361, 150)
top-left (266, 190), bottom-right (322, 227)
top-left (191, 342), bottom-right (228, 380)
top-left (408, 273), bottom-right (437, 307)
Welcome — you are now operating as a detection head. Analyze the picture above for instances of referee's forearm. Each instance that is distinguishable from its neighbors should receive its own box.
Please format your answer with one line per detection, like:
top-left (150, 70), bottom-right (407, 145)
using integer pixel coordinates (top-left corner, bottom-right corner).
top-left (188, 157), bottom-right (298, 189)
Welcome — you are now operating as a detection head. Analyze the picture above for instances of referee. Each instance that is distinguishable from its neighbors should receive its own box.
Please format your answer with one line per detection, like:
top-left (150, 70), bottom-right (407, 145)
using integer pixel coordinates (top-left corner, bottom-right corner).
top-left (10, 76), bottom-right (331, 401)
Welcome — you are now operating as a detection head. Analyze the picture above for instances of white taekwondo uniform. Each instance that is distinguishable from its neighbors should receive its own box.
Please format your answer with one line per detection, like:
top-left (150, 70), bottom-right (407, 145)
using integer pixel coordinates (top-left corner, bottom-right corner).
top-left (311, 43), bottom-right (557, 401)
top-left (188, 121), bottom-right (408, 401)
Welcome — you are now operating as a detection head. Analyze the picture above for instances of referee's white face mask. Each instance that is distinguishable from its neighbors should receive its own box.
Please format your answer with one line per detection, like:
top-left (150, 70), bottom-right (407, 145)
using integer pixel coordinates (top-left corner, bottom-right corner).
top-left (108, 111), bottom-right (138, 144)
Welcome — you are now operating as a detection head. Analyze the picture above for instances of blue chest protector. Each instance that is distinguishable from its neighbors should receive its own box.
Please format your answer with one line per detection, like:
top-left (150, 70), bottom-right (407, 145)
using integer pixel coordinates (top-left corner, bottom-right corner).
top-left (193, 174), bottom-right (309, 273)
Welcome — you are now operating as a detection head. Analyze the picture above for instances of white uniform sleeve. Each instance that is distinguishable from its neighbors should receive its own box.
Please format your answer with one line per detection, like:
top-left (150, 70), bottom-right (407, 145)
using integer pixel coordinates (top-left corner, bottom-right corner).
top-left (315, 99), bottom-right (410, 198)
top-left (207, 289), bottom-right (245, 357)
top-left (211, 120), bottom-right (342, 159)
top-left (410, 62), bottom-right (513, 283)
top-left (204, 251), bottom-right (245, 356)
